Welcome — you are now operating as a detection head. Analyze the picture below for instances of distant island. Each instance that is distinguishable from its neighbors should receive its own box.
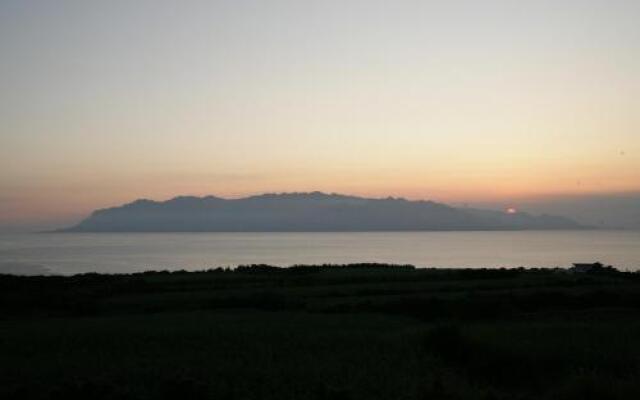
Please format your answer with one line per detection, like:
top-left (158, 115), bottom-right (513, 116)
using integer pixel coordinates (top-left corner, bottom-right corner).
top-left (59, 192), bottom-right (585, 232)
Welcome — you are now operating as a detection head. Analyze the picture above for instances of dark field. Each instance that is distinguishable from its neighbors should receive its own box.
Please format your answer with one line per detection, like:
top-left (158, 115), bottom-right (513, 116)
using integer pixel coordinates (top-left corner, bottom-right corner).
top-left (2, 264), bottom-right (640, 399)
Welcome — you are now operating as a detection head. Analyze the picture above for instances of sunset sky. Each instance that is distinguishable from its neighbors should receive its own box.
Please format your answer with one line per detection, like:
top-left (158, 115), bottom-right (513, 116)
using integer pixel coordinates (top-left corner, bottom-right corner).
top-left (1, 0), bottom-right (639, 230)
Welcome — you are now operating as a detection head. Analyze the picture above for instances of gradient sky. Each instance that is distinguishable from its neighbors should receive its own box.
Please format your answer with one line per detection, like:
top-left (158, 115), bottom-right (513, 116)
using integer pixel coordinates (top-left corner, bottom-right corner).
top-left (1, 0), bottom-right (639, 230)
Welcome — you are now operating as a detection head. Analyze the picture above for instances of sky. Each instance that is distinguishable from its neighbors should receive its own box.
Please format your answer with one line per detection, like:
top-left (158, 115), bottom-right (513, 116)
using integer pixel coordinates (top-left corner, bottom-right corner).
top-left (1, 0), bottom-right (639, 231)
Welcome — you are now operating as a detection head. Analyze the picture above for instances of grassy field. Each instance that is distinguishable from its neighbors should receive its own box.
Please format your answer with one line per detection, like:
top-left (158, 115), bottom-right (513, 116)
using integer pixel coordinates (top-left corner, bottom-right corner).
top-left (2, 264), bottom-right (640, 399)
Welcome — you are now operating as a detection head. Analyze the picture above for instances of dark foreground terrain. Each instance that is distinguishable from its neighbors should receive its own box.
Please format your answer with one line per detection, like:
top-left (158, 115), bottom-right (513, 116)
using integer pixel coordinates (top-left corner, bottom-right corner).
top-left (2, 263), bottom-right (640, 400)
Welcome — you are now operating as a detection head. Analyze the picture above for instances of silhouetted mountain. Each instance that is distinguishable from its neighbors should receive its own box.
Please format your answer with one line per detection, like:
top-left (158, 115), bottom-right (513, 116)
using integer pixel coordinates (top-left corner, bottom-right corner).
top-left (60, 192), bottom-right (586, 232)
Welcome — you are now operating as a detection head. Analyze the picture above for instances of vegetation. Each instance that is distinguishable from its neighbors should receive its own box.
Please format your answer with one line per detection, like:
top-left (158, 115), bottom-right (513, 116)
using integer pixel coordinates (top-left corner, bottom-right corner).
top-left (2, 263), bottom-right (640, 399)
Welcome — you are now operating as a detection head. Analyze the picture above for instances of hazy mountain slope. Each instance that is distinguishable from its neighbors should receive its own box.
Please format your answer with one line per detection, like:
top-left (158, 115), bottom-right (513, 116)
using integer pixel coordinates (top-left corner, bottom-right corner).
top-left (61, 192), bottom-right (585, 232)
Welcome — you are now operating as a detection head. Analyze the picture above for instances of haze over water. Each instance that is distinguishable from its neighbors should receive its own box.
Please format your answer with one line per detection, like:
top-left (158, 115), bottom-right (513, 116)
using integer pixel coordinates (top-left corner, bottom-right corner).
top-left (1, 231), bottom-right (639, 275)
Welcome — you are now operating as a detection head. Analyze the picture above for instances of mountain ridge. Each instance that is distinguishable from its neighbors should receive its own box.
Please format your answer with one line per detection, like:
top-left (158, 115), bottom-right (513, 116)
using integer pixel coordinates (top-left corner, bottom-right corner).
top-left (60, 192), bottom-right (587, 232)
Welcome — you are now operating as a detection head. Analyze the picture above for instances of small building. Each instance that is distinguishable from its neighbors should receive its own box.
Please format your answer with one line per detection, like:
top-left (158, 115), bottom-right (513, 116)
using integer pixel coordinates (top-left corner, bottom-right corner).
top-left (569, 262), bottom-right (604, 273)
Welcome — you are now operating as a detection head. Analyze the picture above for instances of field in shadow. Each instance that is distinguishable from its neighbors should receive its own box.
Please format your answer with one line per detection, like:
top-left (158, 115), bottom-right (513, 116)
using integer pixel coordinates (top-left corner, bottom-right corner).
top-left (2, 263), bottom-right (640, 399)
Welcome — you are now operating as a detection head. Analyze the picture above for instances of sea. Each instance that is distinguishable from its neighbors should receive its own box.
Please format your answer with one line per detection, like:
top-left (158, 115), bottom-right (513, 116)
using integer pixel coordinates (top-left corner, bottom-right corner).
top-left (0, 230), bottom-right (639, 275)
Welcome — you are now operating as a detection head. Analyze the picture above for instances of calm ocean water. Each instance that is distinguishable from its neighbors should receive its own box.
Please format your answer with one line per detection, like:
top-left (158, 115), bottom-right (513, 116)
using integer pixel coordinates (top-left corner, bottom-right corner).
top-left (0, 231), bottom-right (639, 275)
